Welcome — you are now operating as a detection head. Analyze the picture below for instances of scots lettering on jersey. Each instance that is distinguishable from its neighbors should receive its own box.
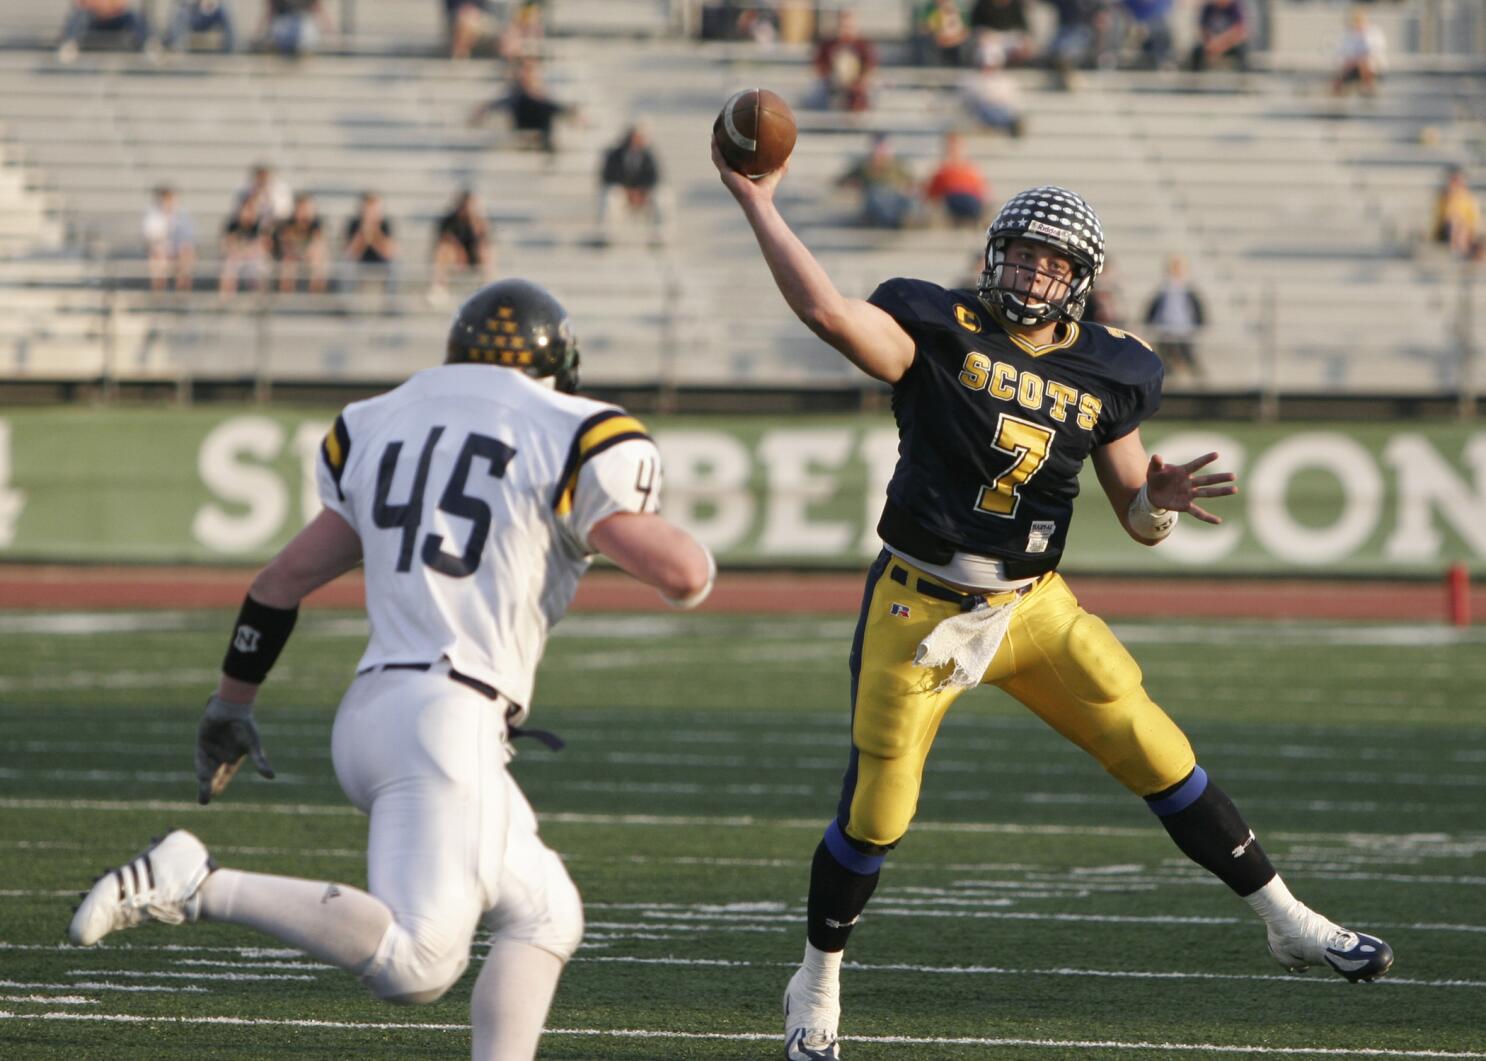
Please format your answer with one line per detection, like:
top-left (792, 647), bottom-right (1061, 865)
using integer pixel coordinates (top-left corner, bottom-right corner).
top-left (956, 352), bottom-right (1104, 431)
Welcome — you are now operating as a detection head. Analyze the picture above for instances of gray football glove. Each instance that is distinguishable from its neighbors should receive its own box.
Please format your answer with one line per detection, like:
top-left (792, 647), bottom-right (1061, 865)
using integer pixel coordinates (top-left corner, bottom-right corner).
top-left (195, 694), bottom-right (275, 805)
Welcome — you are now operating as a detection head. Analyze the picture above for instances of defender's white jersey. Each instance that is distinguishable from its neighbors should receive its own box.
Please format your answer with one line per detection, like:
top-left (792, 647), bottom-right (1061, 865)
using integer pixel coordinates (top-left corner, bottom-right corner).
top-left (316, 363), bottom-right (661, 714)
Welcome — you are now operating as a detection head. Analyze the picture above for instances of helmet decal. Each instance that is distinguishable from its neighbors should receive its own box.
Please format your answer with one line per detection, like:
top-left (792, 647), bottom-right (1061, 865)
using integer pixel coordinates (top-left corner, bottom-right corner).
top-left (446, 279), bottom-right (582, 392)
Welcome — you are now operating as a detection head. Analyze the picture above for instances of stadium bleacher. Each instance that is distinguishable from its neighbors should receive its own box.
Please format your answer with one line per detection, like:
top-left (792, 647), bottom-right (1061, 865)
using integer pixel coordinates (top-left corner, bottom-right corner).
top-left (0, 0), bottom-right (1481, 402)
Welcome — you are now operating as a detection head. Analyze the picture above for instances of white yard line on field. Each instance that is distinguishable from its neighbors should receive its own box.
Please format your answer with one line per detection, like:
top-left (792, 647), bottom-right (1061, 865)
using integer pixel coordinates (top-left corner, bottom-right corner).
top-left (0, 1012), bottom-right (1482, 1057)
top-left (0, 978), bottom-right (206, 994)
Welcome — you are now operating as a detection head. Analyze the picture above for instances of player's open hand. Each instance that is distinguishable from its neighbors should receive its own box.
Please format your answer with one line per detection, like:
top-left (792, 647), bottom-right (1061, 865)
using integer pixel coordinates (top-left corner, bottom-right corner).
top-left (710, 139), bottom-right (787, 204)
top-left (1146, 452), bottom-right (1237, 525)
top-left (195, 695), bottom-right (275, 804)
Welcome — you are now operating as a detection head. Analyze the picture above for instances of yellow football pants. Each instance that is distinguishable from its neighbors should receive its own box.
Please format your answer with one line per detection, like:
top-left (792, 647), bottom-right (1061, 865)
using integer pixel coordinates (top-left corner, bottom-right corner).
top-left (840, 552), bottom-right (1197, 849)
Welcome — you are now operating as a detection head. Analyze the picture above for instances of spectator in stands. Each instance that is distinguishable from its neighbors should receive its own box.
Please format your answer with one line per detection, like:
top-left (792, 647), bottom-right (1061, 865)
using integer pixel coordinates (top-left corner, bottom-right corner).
top-left (235, 164), bottom-right (294, 226)
top-left (258, 0), bottom-right (332, 57)
top-left (497, 0), bottom-right (545, 60)
top-left (1121, 0), bottom-right (1175, 69)
top-left (57, 0), bottom-right (153, 63)
top-left (837, 134), bottom-right (918, 230)
top-left (218, 196), bottom-right (270, 297)
top-left (805, 10), bottom-right (877, 113)
top-left (1331, 8), bottom-right (1386, 96)
top-left (429, 190), bottom-right (495, 303)
top-left (597, 124), bottom-right (667, 248)
top-left (960, 38), bottom-right (1025, 136)
top-left (445, 0), bottom-right (494, 59)
top-left (912, 0), bottom-right (973, 67)
top-left (470, 58), bottom-right (574, 154)
top-left (1043, 0), bottom-right (1100, 88)
top-left (1086, 254), bottom-right (1126, 326)
top-left (1190, 0), bottom-right (1249, 72)
top-left (1432, 167), bottom-right (1483, 262)
top-left (143, 185), bottom-right (197, 293)
top-left (969, 0), bottom-right (1034, 66)
top-left (342, 192), bottom-right (398, 295)
top-left (163, 0), bottom-right (237, 53)
top-left (272, 193), bottom-right (328, 294)
top-left (923, 132), bottom-right (988, 229)
top-left (1144, 254), bottom-right (1207, 381)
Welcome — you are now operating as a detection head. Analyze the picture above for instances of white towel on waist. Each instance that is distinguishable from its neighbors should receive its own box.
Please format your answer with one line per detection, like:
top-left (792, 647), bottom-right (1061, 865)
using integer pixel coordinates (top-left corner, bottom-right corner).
top-left (913, 598), bottom-right (1018, 692)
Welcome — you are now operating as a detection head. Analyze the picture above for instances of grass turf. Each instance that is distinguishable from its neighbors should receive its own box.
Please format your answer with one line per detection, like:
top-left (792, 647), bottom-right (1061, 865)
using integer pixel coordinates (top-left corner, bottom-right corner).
top-left (1, 609), bottom-right (1484, 1059)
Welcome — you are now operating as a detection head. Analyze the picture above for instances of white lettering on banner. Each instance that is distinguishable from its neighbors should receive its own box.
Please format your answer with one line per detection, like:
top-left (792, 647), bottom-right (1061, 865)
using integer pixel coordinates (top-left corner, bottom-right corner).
top-left (293, 421), bottom-right (330, 524)
top-left (859, 428), bottom-right (900, 555)
top-left (1146, 431), bottom-right (1245, 565)
top-left (0, 420), bottom-right (26, 547)
top-left (1248, 432), bottom-right (1382, 565)
top-left (191, 416), bottom-right (288, 554)
top-left (758, 429), bottom-right (854, 555)
top-left (1382, 433), bottom-right (1486, 562)
top-left (654, 431), bottom-right (754, 551)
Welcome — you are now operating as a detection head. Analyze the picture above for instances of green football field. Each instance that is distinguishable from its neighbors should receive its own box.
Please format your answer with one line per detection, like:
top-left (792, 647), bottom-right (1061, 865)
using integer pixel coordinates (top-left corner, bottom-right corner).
top-left (1, 608), bottom-right (1484, 1060)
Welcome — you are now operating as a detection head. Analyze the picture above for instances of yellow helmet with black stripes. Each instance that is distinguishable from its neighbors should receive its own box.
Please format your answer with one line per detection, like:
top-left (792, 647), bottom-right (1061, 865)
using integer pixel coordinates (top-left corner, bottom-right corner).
top-left (445, 278), bottom-right (581, 393)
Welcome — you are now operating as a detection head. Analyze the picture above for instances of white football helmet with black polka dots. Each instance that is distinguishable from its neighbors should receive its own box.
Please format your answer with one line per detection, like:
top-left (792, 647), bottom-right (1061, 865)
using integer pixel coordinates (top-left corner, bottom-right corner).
top-left (977, 185), bottom-right (1105, 325)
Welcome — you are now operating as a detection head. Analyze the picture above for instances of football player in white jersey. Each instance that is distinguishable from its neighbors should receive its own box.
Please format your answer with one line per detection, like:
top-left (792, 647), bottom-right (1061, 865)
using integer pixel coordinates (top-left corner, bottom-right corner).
top-left (69, 279), bottom-right (716, 1060)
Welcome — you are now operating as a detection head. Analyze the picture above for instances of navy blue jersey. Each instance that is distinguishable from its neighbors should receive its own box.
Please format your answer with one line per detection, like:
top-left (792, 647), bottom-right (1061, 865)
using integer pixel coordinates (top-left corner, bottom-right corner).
top-left (870, 277), bottom-right (1163, 572)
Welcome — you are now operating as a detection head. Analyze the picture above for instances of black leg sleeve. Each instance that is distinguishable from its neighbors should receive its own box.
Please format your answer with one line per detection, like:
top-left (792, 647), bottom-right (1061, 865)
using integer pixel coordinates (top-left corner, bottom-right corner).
top-left (806, 840), bottom-right (882, 952)
top-left (1147, 768), bottom-right (1277, 897)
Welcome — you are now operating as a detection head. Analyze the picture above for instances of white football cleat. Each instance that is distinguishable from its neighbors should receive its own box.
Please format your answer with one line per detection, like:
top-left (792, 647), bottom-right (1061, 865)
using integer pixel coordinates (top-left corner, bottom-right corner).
top-left (783, 965), bottom-right (841, 1060)
top-left (69, 830), bottom-right (215, 946)
top-left (1267, 906), bottom-right (1393, 983)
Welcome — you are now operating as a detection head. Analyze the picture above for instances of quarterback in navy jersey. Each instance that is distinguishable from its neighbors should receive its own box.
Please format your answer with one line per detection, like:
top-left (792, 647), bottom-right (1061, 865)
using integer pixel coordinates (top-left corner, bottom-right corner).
top-left (713, 149), bottom-right (1393, 1061)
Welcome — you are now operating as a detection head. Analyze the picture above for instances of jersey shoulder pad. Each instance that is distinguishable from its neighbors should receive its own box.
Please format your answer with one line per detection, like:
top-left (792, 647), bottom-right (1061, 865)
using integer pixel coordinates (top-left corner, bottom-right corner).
top-left (1084, 322), bottom-right (1163, 387)
top-left (867, 277), bottom-right (961, 331)
top-left (551, 405), bottom-right (654, 514)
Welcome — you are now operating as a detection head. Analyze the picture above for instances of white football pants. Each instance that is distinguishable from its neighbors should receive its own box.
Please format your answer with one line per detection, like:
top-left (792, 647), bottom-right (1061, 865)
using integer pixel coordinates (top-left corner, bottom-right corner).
top-left (332, 663), bottom-right (584, 1002)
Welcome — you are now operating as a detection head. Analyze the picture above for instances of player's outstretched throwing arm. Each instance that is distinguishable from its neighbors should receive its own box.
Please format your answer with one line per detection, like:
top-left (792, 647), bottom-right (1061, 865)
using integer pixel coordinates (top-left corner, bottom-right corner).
top-left (197, 508), bottom-right (364, 805)
top-left (711, 140), bottom-right (915, 384)
top-left (1091, 429), bottom-right (1239, 546)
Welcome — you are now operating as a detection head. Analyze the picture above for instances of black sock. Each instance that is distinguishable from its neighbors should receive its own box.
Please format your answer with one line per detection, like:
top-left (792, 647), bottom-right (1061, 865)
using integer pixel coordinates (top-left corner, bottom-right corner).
top-left (1147, 766), bottom-right (1276, 897)
top-left (806, 839), bottom-right (882, 952)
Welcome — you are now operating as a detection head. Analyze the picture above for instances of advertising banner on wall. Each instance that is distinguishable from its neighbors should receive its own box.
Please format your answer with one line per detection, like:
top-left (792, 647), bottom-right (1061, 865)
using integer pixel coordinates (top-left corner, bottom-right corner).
top-left (0, 408), bottom-right (1481, 574)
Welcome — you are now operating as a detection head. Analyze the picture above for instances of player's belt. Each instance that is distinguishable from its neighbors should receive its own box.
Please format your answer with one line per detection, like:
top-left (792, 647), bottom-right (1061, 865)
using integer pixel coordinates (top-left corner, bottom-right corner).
top-left (888, 564), bottom-right (1030, 612)
top-left (362, 662), bottom-right (565, 751)
top-left (877, 498), bottom-right (1060, 579)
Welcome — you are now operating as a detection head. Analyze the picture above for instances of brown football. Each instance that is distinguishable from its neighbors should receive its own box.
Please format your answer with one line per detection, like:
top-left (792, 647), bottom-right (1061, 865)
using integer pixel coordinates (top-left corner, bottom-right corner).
top-left (713, 88), bottom-right (797, 179)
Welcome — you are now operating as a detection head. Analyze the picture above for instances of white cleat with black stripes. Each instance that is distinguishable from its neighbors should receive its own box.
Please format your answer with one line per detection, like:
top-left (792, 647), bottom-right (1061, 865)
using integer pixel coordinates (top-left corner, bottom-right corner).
top-left (1267, 907), bottom-right (1394, 983)
top-left (69, 829), bottom-right (215, 946)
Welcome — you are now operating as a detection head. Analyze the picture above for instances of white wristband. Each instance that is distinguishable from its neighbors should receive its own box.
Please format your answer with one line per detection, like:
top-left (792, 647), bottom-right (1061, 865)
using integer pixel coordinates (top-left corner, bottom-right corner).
top-left (663, 548), bottom-right (717, 610)
top-left (1128, 483), bottom-right (1178, 541)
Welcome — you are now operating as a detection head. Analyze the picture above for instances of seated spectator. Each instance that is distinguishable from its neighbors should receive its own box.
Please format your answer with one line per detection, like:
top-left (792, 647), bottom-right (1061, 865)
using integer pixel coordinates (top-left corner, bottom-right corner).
top-left (597, 124), bottom-right (667, 247)
top-left (163, 0), bottom-right (236, 53)
top-left (912, 0), bottom-right (973, 67)
top-left (430, 190), bottom-right (495, 302)
top-left (1432, 168), bottom-right (1483, 262)
top-left (342, 191), bottom-right (399, 293)
top-left (1143, 254), bottom-right (1206, 381)
top-left (805, 10), bottom-right (876, 112)
top-left (961, 39), bottom-right (1025, 136)
top-left (1121, 0), bottom-right (1174, 69)
top-left (470, 58), bottom-right (574, 154)
top-left (143, 185), bottom-right (196, 293)
top-left (218, 196), bottom-right (270, 297)
top-left (969, 0), bottom-right (1035, 67)
top-left (923, 132), bottom-right (988, 228)
top-left (445, 0), bottom-right (494, 59)
top-left (1043, 0), bottom-right (1099, 88)
top-left (1190, 0), bottom-right (1249, 72)
top-left (258, 0), bottom-right (331, 57)
top-left (1086, 254), bottom-right (1125, 326)
top-left (57, 0), bottom-right (153, 63)
top-left (1332, 8), bottom-right (1386, 96)
top-left (837, 134), bottom-right (918, 230)
top-left (234, 164), bottom-right (294, 226)
top-left (272, 193), bottom-right (328, 293)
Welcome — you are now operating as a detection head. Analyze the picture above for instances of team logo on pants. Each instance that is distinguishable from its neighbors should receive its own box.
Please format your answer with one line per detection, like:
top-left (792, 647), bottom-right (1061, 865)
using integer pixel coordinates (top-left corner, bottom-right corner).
top-left (889, 603), bottom-right (911, 618)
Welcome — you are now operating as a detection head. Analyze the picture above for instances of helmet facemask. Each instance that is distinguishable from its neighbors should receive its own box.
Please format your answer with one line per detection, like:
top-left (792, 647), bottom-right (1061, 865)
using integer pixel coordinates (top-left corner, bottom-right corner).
top-left (976, 185), bottom-right (1104, 326)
